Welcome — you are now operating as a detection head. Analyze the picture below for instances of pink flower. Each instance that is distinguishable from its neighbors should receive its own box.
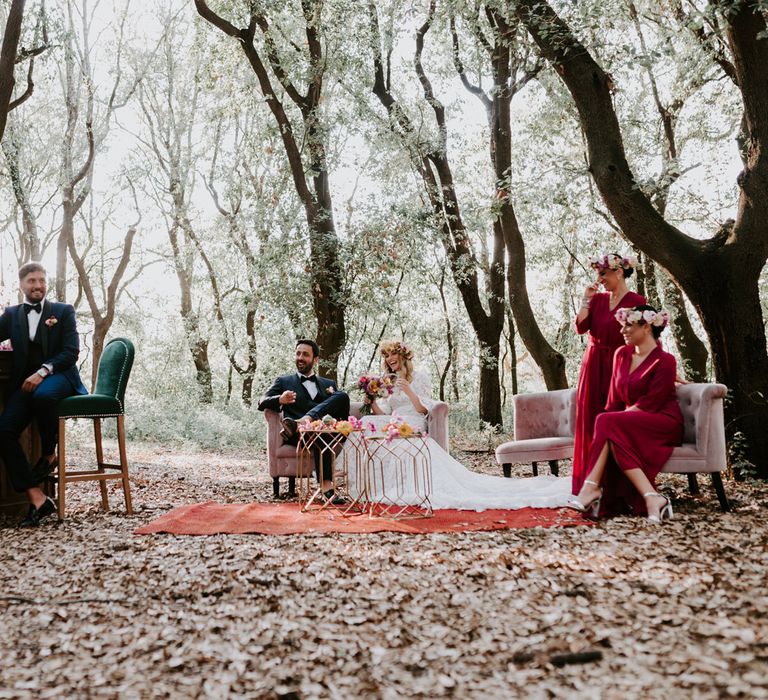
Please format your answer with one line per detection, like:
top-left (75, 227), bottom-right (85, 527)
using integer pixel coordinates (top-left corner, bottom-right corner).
top-left (44, 316), bottom-right (57, 327)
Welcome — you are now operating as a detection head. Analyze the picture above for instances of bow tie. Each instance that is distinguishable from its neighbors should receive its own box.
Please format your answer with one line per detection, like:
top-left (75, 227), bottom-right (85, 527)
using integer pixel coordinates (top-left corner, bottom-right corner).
top-left (24, 302), bottom-right (42, 315)
top-left (300, 374), bottom-right (318, 384)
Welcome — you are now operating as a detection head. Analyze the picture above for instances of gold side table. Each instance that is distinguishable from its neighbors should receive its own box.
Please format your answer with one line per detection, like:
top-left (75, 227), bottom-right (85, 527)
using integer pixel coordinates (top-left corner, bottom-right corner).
top-left (362, 434), bottom-right (433, 519)
top-left (296, 428), bottom-right (366, 515)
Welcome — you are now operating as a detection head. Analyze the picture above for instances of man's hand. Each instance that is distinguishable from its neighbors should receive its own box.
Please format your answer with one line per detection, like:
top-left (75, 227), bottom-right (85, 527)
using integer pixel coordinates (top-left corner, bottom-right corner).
top-left (279, 390), bottom-right (297, 405)
top-left (22, 373), bottom-right (44, 393)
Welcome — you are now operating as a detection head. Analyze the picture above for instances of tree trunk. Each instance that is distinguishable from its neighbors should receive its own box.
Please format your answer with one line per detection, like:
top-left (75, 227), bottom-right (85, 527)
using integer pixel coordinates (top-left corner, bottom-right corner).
top-left (2, 129), bottom-right (40, 261)
top-left (0, 0), bottom-right (25, 142)
top-left (169, 221), bottom-right (213, 404)
top-left (56, 198), bottom-right (74, 301)
top-left (91, 318), bottom-right (107, 388)
top-left (692, 258), bottom-right (768, 476)
top-left (661, 274), bottom-right (708, 382)
top-left (506, 309), bottom-right (519, 396)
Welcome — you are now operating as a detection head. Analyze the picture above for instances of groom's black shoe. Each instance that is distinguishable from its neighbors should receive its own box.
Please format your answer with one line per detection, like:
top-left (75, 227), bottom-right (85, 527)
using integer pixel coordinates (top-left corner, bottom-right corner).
top-left (18, 497), bottom-right (57, 528)
top-left (280, 418), bottom-right (298, 442)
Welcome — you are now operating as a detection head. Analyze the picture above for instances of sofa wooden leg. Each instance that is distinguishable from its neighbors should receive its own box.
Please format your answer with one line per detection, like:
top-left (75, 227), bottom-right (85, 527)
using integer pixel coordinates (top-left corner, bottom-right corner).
top-left (287, 477), bottom-right (296, 497)
top-left (531, 461), bottom-right (539, 477)
top-left (272, 477), bottom-right (280, 499)
top-left (548, 460), bottom-right (559, 477)
top-left (502, 464), bottom-right (511, 478)
top-left (686, 473), bottom-right (700, 496)
top-left (711, 472), bottom-right (731, 512)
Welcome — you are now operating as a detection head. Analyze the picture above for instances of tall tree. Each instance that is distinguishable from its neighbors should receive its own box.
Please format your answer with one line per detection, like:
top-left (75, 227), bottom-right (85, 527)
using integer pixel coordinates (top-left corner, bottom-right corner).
top-left (195, 0), bottom-right (347, 376)
top-left (513, 0), bottom-right (768, 476)
top-left (135, 20), bottom-right (214, 402)
top-left (450, 2), bottom-right (567, 391)
top-left (369, 1), bottom-right (507, 426)
top-left (67, 192), bottom-right (140, 384)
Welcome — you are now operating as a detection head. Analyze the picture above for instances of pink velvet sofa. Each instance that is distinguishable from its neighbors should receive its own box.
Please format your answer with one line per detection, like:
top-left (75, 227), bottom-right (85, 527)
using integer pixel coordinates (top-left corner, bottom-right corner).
top-left (264, 400), bottom-right (449, 498)
top-left (495, 383), bottom-right (730, 511)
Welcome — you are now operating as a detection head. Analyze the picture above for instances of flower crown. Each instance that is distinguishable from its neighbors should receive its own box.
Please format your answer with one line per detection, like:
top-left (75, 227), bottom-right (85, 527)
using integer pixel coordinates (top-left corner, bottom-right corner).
top-left (589, 253), bottom-right (637, 272)
top-left (615, 307), bottom-right (670, 328)
top-left (380, 341), bottom-right (413, 361)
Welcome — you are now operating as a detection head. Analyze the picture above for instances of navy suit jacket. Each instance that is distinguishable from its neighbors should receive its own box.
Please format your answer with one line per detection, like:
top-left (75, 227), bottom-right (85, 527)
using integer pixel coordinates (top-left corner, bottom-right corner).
top-left (258, 372), bottom-right (338, 420)
top-left (0, 300), bottom-right (88, 394)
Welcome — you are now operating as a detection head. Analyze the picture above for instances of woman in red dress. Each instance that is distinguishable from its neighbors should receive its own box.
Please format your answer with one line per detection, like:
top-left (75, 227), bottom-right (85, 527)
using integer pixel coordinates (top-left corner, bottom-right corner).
top-left (572, 253), bottom-right (645, 496)
top-left (568, 305), bottom-right (684, 522)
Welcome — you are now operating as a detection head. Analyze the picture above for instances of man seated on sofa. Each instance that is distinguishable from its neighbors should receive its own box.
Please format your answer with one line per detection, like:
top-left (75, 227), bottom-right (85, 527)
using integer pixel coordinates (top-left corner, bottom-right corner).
top-left (257, 339), bottom-right (350, 502)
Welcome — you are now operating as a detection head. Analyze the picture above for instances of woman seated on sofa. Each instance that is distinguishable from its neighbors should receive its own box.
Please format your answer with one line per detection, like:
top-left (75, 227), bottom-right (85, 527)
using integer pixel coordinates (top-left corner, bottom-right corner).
top-left (568, 305), bottom-right (684, 522)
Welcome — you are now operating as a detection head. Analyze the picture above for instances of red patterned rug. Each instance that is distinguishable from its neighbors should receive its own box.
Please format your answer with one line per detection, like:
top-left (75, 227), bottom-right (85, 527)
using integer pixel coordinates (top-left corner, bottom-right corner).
top-left (135, 501), bottom-right (593, 536)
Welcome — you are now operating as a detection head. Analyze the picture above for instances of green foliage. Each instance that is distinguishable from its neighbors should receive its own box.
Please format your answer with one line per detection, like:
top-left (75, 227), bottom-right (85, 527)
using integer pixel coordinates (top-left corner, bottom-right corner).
top-left (126, 393), bottom-right (264, 450)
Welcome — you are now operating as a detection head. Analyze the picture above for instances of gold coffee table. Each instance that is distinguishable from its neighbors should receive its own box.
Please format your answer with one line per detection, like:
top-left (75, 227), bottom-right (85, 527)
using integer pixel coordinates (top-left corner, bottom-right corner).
top-left (361, 434), bottom-right (433, 519)
top-left (296, 427), bottom-right (366, 515)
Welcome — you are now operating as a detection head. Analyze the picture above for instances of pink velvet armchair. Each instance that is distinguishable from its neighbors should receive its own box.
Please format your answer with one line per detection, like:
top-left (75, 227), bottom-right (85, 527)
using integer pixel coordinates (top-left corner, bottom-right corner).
top-left (495, 388), bottom-right (576, 478)
top-left (264, 400), bottom-right (450, 498)
top-left (495, 383), bottom-right (730, 511)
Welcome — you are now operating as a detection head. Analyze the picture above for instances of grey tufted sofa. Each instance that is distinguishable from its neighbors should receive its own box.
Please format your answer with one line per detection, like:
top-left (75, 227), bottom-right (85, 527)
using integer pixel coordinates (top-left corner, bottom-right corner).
top-left (495, 383), bottom-right (730, 511)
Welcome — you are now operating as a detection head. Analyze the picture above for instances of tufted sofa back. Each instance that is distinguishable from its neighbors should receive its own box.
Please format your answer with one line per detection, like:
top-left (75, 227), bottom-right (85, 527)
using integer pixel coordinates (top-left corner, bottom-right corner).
top-left (513, 388), bottom-right (576, 441)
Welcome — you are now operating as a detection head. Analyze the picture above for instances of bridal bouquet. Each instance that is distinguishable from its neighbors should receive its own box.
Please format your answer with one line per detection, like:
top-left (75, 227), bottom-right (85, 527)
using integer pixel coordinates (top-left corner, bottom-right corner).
top-left (357, 373), bottom-right (395, 415)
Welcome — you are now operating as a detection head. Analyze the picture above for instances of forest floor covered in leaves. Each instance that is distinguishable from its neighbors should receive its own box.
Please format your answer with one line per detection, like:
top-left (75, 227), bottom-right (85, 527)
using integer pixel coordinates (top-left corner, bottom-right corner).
top-left (1, 440), bottom-right (767, 699)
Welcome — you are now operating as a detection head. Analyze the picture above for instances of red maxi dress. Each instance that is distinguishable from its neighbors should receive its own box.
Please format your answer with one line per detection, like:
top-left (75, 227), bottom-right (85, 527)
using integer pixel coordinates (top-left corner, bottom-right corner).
top-left (588, 344), bottom-right (684, 516)
top-left (573, 291), bottom-right (645, 495)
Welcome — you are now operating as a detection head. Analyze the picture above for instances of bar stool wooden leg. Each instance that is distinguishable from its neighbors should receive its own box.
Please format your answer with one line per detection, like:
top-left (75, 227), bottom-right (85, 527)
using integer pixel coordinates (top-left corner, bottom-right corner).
top-left (117, 415), bottom-right (132, 514)
top-left (57, 418), bottom-right (66, 519)
top-left (94, 417), bottom-right (109, 511)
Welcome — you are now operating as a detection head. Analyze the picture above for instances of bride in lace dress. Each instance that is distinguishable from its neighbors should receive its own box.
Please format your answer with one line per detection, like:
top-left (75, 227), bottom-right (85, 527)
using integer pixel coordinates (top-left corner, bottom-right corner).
top-left (354, 340), bottom-right (571, 511)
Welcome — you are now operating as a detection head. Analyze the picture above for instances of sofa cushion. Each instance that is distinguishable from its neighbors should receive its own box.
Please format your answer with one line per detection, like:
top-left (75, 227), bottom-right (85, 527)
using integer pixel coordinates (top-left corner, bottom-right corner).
top-left (495, 437), bottom-right (574, 464)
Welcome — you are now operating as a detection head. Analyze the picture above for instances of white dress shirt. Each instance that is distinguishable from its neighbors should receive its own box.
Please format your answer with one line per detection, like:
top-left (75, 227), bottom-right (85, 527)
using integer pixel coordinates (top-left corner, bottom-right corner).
top-left (24, 297), bottom-right (53, 375)
top-left (24, 297), bottom-right (43, 341)
top-left (298, 373), bottom-right (319, 400)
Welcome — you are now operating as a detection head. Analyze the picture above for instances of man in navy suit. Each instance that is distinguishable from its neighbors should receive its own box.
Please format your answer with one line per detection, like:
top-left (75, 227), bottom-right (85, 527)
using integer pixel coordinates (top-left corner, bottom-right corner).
top-left (258, 339), bottom-right (350, 500)
top-left (0, 262), bottom-right (88, 526)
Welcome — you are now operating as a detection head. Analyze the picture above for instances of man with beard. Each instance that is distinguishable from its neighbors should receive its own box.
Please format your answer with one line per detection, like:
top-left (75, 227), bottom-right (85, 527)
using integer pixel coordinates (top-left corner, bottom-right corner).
top-left (0, 262), bottom-right (88, 526)
top-left (258, 339), bottom-right (350, 500)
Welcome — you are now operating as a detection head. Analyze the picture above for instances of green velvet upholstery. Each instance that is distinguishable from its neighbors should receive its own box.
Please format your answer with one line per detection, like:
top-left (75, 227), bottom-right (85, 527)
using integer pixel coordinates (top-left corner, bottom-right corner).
top-left (58, 394), bottom-right (123, 417)
top-left (57, 338), bottom-right (135, 418)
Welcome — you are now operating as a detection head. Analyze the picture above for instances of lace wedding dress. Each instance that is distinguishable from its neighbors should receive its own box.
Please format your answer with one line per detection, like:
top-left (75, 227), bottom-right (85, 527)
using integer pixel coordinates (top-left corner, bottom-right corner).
top-left (349, 370), bottom-right (572, 511)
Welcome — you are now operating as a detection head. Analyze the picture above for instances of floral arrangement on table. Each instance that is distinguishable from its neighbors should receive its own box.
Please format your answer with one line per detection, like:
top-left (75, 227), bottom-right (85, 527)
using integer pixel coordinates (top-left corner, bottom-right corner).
top-left (298, 415), bottom-right (368, 436)
top-left (615, 307), bottom-right (670, 328)
top-left (379, 418), bottom-right (417, 442)
top-left (588, 253), bottom-right (637, 272)
top-left (356, 373), bottom-right (395, 415)
top-left (296, 414), bottom-right (424, 442)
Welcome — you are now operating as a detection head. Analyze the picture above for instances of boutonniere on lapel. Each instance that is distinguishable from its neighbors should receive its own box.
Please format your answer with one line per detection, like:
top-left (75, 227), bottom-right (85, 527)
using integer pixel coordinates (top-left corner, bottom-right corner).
top-left (44, 316), bottom-right (57, 327)
top-left (325, 386), bottom-right (335, 395)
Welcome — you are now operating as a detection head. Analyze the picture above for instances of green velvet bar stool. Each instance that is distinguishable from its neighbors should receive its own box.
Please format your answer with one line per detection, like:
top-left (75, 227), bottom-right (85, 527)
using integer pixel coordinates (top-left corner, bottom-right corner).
top-left (55, 337), bottom-right (135, 519)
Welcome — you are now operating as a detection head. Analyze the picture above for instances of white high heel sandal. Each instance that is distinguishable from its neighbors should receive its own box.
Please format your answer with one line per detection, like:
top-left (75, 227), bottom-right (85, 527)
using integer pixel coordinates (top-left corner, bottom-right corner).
top-left (645, 492), bottom-right (673, 523)
top-left (567, 479), bottom-right (603, 518)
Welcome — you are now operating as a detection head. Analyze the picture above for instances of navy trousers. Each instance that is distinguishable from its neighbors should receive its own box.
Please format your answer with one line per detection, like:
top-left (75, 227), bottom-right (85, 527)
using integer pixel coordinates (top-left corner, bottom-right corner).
top-left (0, 375), bottom-right (77, 492)
top-left (283, 391), bottom-right (351, 482)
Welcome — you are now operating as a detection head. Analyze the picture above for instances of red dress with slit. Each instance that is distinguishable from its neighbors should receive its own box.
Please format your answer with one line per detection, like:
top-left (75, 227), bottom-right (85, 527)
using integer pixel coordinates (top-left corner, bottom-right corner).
top-left (572, 291), bottom-right (645, 495)
top-left (588, 344), bottom-right (683, 516)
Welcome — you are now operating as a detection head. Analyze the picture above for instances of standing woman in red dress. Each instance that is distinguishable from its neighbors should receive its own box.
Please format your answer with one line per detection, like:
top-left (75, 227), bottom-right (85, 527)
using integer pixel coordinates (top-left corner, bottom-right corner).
top-left (572, 253), bottom-right (645, 495)
top-left (568, 305), bottom-right (684, 521)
